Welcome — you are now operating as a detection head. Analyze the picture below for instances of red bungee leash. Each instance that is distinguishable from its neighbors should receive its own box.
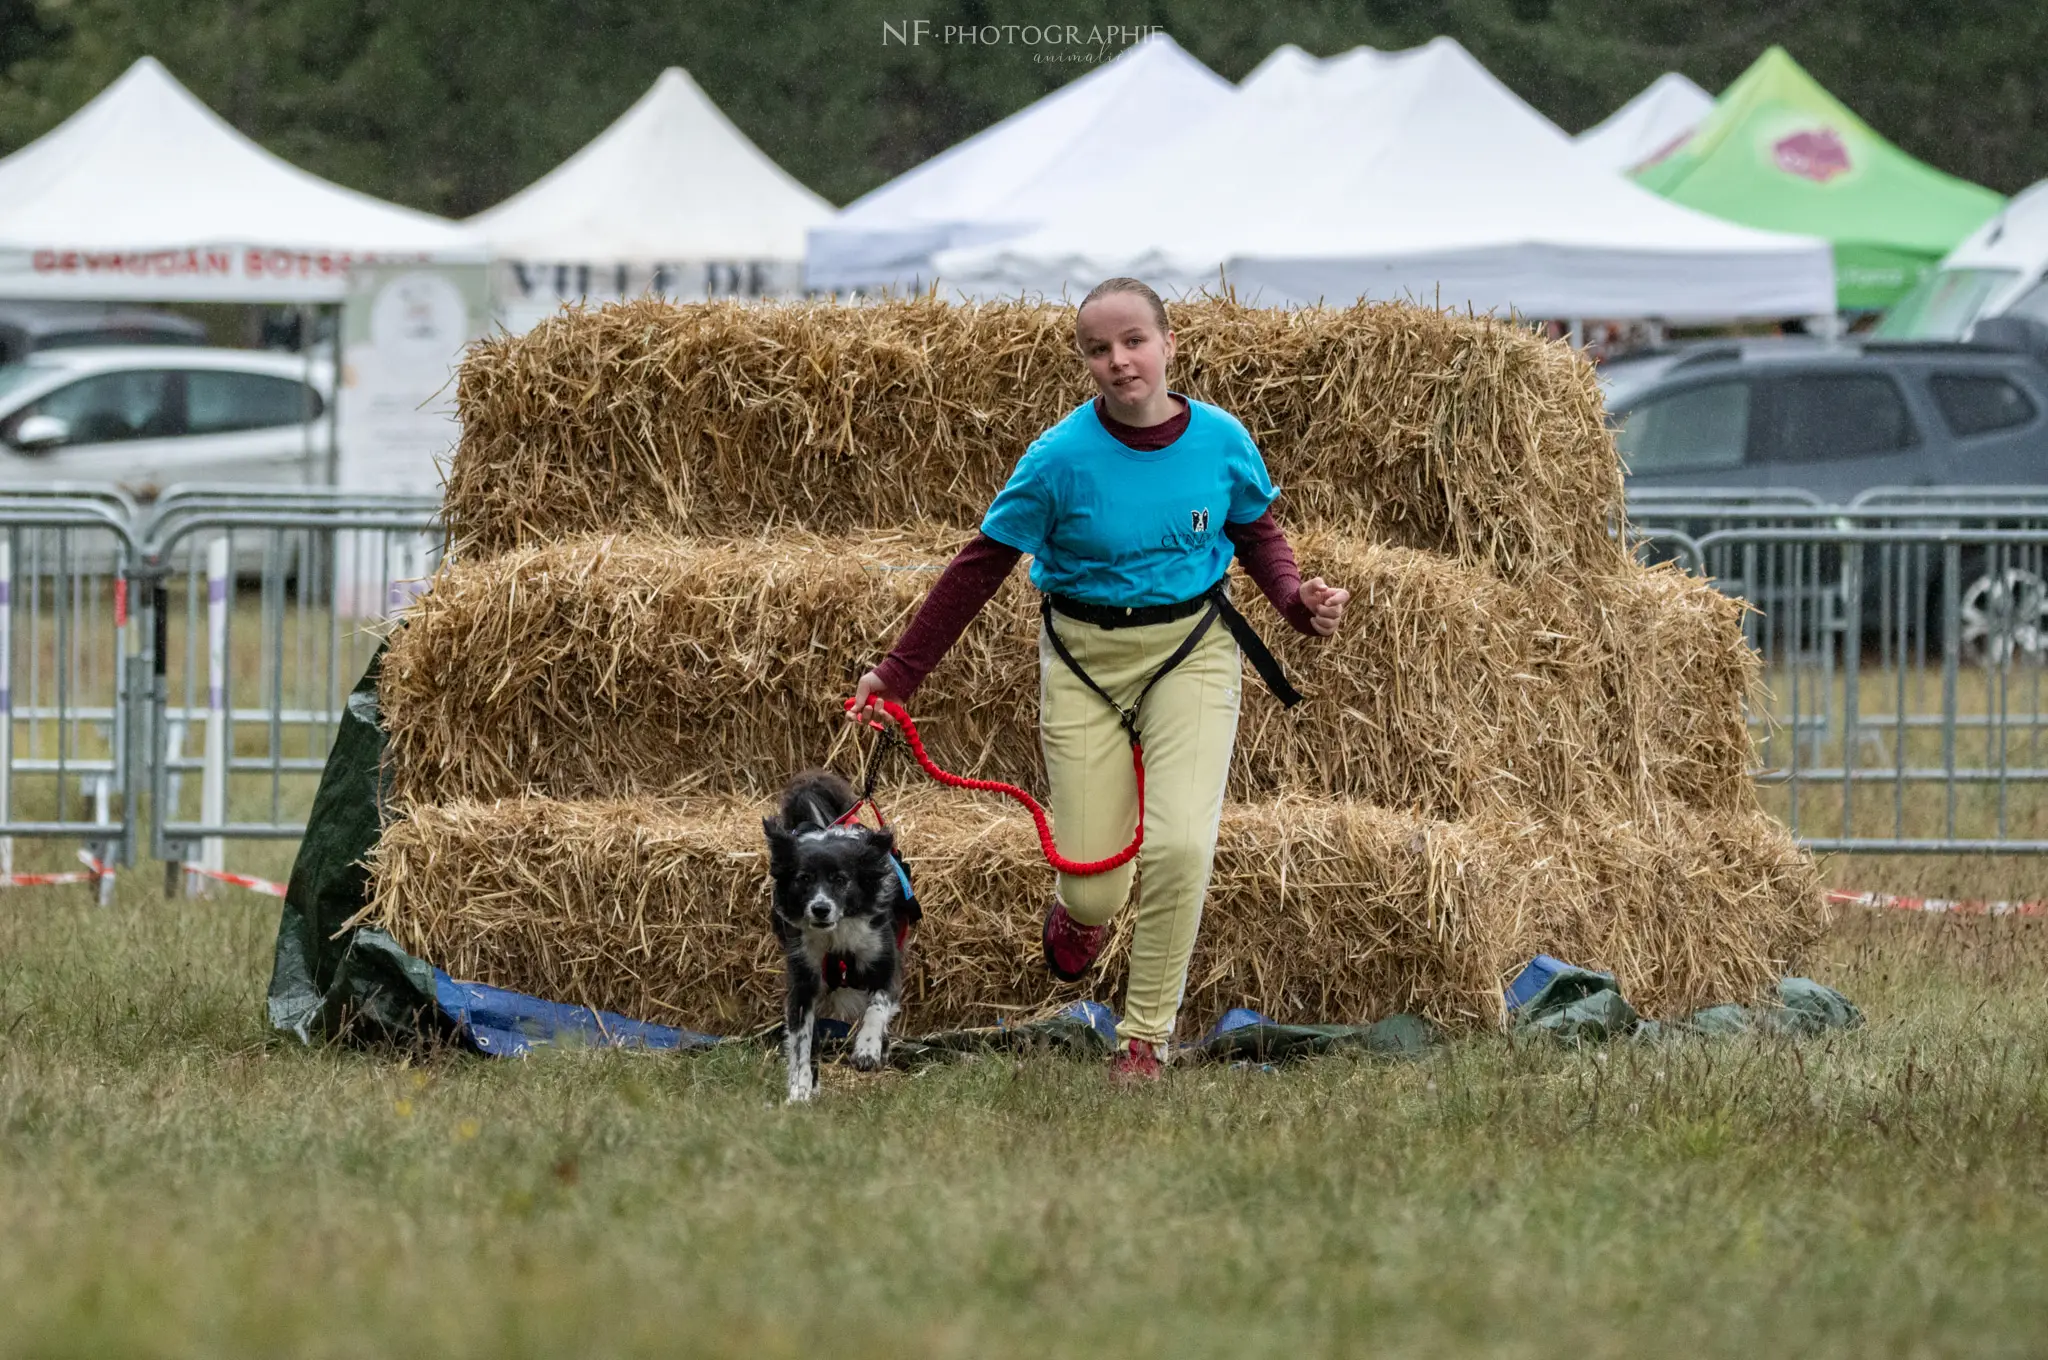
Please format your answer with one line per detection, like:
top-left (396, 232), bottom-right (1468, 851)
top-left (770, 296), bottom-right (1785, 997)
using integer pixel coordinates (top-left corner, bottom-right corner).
top-left (842, 696), bottom-right (1144, 876)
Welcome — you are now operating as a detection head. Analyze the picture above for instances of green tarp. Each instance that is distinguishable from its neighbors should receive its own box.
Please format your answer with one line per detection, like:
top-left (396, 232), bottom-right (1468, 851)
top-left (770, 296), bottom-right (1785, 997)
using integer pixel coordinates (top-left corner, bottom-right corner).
top-left (266, 641), bottom-right (452, 1047)
top-left (1514, 965), bottom-right (1862, 1043)
top-left (1633, 47), bottom-right (2003, 309)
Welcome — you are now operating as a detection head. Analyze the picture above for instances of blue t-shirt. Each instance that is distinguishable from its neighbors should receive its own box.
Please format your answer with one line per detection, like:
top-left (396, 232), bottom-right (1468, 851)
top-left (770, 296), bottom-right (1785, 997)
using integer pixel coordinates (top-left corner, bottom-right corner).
top-left (980, 395), bottom-right (1278, 606)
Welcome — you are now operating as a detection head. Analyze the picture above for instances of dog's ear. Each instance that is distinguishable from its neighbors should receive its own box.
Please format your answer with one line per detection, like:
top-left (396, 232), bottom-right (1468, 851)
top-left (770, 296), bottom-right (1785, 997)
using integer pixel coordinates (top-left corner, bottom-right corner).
top-left (763, 817), bottom-right (795, 874)
top-left (863, 825), bottom-right (895, 859)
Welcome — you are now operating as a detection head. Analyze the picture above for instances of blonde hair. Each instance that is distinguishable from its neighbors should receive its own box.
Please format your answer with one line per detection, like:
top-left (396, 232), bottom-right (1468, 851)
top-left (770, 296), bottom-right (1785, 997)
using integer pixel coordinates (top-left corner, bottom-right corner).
top-left (1077, 277), bottom-right (1171, 338)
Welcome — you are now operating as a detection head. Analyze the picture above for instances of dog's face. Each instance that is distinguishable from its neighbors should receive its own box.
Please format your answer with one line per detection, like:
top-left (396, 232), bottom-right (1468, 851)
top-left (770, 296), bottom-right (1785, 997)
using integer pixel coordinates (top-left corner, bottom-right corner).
top-left (763, 820), bottom-right (896, 931)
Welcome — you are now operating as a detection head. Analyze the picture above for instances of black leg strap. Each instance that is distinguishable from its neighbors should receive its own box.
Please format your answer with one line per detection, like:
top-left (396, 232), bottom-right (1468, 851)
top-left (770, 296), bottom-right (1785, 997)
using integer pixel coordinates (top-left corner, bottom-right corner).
top-left (1041, 593), bottom-right (1241, 744)
top-left (1129, 599), bottom-right (1221, 720)
top-left (1041, 594), bottom-right (1147, 741)
top-left (1214, 591), bottom-right (1305, 708)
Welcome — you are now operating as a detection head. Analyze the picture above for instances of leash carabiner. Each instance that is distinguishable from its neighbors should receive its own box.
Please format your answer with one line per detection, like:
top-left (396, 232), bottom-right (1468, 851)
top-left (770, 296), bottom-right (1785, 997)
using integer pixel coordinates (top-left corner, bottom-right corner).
top-left (834, 713), bottom-right (901, 829)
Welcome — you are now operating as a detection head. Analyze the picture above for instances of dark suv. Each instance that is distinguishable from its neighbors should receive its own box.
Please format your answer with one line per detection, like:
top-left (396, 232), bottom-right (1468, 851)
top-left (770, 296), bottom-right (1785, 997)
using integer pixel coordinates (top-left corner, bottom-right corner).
top-left (1602, 337), bottom-right (2048, 496)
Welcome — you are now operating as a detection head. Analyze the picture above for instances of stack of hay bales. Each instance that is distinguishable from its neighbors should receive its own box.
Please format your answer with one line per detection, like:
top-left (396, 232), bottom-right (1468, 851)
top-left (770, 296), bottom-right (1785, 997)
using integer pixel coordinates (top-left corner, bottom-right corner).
top-left (362, 298), bottom-right (1825, 1035)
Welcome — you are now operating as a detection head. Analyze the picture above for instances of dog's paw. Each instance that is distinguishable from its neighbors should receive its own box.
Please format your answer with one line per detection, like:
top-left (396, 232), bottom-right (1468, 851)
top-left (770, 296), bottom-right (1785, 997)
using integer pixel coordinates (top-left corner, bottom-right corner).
top-left (848, 1048), bottom-right (883, 1072)
top-left (785, 1081), bottom-right (816, 1104)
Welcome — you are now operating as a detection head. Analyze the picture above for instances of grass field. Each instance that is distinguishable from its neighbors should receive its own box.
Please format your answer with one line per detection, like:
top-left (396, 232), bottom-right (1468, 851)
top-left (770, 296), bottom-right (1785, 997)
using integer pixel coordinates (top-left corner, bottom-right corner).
top-left (2, 854), bottom-right (2047, 1358)
top-left (2, 592), bottom-right (2047, 1355)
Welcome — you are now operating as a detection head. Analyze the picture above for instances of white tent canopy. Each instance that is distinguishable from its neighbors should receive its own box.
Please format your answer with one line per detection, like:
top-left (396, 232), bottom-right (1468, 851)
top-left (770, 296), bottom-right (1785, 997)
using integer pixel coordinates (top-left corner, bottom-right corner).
top-left (805, 34), bottom-right (1234, 293)
top-left (934, 38), bottom-right (1833, 320)
top-left (472, 66), bottom-right (831, 310)
top-left (1576, 72), bottom-right (1713, 174)
top-left (0, 56), bottom-right (482, 302)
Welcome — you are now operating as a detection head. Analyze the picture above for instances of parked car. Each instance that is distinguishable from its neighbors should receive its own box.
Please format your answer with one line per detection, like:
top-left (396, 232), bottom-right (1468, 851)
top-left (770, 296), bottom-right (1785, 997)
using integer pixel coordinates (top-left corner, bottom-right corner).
top-left (1602, 337), bottom-right (2048, 497)
top-left (0, 347), bottom-right (332, 494)
top-left (0, 302), bottom-right (208, 364)
top-left (1607, 337), bottom-right (2048, 656)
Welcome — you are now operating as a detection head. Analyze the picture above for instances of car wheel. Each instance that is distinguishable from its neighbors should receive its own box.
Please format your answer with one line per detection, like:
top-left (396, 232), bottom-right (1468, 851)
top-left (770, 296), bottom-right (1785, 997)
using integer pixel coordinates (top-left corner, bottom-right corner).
top-left (1959, 568), bottom-right (2048, 666)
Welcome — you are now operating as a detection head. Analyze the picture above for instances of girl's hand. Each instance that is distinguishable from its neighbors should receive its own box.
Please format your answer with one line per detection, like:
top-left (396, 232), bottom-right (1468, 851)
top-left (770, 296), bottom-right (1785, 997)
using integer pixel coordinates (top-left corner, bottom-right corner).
top-left (1301, 578), bottom-right (1350, 636)
top-left (846, 669), bottom-right (895, 722)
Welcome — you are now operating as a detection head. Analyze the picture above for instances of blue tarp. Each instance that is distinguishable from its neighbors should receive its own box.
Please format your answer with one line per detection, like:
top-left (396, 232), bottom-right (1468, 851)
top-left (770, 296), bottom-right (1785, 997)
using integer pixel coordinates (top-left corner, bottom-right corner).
top-left (432, 972), bottom-right (1123, 1060)
top-left (433, 972), bottom-right (725, 1056)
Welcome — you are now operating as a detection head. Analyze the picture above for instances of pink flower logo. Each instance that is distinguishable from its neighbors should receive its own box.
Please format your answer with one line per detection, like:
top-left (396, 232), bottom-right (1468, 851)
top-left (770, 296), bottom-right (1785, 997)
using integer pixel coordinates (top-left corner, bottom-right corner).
top-left (1773, 128), bottom-right (1851, 183)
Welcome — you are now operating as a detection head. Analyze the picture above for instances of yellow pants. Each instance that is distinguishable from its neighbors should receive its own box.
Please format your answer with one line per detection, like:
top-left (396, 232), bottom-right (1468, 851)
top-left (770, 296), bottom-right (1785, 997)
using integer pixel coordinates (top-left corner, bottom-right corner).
top-left (1038, 606), bottom-right (1241, 1048)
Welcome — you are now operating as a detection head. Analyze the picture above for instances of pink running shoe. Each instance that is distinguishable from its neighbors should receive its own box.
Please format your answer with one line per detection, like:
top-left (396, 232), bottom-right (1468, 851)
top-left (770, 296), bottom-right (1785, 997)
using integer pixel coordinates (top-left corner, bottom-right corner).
top-left (1041, 898), bottom-right (1106, 982)
top-left (1110, 1039), bottom-right (1163, 1082)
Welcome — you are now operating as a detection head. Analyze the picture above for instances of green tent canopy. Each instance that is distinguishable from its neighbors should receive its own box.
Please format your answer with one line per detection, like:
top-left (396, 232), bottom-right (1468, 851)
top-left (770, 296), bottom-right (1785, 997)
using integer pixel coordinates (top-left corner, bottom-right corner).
top-left (1633, 46), bottom-right (2003, 310)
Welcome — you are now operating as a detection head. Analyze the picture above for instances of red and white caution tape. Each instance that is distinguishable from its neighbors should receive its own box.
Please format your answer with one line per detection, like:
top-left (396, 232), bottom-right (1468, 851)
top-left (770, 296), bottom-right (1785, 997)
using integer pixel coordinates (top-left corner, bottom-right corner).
top-left (2, 851), bottom-right (283, 898)
top-left (1828, 889), bottom-right (2047, 918)
top-left (183, 864), bottom-right (287, 898)
top-left (3, 867), bottom-right (94, 887)
top-left (0, 849), bottom-right (107, 888)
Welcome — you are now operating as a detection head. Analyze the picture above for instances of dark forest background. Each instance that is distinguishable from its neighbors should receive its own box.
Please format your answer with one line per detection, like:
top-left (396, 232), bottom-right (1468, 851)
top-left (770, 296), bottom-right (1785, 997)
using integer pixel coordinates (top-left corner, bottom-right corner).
top-left (0, 0), bottom-right (2035, 215)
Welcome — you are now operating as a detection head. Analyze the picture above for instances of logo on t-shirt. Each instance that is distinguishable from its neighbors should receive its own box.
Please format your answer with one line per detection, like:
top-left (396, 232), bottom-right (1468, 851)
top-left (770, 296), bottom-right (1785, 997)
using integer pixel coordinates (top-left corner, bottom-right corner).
top-left (1160, 506), bottom-right (1213, 552)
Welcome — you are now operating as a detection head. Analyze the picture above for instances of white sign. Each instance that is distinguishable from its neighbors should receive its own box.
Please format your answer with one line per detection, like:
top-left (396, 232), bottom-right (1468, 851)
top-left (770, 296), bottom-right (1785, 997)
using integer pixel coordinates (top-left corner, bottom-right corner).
top-left (338, 265), bottom-right (488, 494)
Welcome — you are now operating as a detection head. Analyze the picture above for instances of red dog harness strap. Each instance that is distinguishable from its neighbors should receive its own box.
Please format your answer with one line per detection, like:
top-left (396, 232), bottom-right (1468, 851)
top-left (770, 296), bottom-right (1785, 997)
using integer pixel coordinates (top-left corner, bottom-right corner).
top-left (844, 697), bottom-right (1144, 876)
top-left (821, 918), bottom-right (914, 991)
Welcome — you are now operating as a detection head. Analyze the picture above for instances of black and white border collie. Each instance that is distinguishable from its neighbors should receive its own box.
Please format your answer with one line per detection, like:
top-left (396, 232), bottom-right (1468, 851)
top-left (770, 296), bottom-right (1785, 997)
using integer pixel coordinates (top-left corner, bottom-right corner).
top-left (762, 769), bottom-right (919, 1103)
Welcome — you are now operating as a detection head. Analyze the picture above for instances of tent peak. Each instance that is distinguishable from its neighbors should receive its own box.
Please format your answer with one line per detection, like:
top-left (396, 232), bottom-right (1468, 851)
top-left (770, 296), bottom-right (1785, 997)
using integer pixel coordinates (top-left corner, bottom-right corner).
top-left (467, 58), bottom-right (829, 260)
top-left (1631, 42), bottom-right (2002, 306)
top-left (1576, 71), bottom-right (1713, 173)
top-left (1244, 43), bottom-right (1315, 86)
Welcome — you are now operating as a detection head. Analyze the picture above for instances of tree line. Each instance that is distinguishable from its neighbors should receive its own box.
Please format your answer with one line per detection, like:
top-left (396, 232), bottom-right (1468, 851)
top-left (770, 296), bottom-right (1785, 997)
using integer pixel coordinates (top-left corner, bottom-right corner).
top-left (0, 0), bottom-right (2035, 218)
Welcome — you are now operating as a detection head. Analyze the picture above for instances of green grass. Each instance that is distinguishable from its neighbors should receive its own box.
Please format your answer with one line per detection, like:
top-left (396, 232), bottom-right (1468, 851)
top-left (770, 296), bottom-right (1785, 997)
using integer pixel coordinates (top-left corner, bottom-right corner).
top-left (1, 596), bottom-right (2046, 1356)
top-left (4, 869), bottom-right (2048, 1357)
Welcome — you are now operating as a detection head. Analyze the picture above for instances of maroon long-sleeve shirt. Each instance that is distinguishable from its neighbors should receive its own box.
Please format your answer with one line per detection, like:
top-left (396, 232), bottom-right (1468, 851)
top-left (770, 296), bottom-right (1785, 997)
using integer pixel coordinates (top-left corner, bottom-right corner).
top-left (874, 395), bottom-right (1319, 700)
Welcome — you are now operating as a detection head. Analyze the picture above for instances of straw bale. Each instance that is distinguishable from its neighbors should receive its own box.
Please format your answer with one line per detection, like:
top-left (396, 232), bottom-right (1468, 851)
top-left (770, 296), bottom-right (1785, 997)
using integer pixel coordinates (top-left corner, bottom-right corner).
top-left (1570, 561), bottom-right (1762, 815)
top-left (442, 296), bottom-right (1628, 579)
top-left (379, 529), bottom-right (1749, 819)
top-left (363, 790), bottom-right (1823, 1038)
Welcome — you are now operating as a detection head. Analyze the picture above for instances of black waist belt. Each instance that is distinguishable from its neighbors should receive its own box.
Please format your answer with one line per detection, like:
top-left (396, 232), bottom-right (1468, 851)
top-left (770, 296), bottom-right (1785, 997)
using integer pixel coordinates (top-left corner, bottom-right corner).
top-left (1042, 580), bottom-right (1303, 744)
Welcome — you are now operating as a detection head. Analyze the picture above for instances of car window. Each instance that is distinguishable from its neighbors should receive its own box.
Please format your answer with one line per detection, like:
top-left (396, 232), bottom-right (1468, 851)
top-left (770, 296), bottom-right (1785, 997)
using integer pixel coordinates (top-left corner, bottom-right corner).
top-left (25, 369), bottom-right (182, 445)
top-left (1930, 373), bottom-right (2039, 437)
top-left (184, 370), bottom-right (320, 434)
top-left (1615, 381), bottom-right (1751, 473)
top-left (1756, 374), bottom-right (1916, 463)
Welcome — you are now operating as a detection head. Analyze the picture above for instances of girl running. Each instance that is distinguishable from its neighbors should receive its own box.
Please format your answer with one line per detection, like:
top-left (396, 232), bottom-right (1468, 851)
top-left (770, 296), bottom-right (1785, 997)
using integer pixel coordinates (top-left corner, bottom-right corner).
top-left (848, 278), bottom-right (1349, 1079)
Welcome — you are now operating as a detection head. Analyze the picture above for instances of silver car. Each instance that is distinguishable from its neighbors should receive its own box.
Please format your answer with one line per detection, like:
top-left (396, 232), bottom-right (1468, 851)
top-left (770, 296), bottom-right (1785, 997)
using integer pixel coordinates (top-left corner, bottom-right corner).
top-left (0, 346), bottom-right (333, 494)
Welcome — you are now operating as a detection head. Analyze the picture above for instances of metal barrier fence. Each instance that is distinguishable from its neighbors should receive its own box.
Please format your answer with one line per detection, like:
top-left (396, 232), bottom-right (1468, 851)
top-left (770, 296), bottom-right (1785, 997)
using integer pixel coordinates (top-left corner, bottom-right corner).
top-left (145, 500), bottom-right (441, 891)
top-left (0, 486), bottom-right (438, 896)
top-left (0, 493), bottom-right (139, 901)
top-left (0, 485), bottom-right (2040, 893)
top-left (1628, 493), bottom-right (2048, 853)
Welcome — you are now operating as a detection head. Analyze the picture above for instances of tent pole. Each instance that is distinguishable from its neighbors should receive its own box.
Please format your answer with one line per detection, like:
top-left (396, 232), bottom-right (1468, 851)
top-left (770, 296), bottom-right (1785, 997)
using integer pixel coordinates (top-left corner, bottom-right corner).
top-left (1567, 317), bottom-right (1584, 348)
top-left (325, 301), bottom-right (343, 487)
top-left (301, 302), bottom-right (314, 483)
